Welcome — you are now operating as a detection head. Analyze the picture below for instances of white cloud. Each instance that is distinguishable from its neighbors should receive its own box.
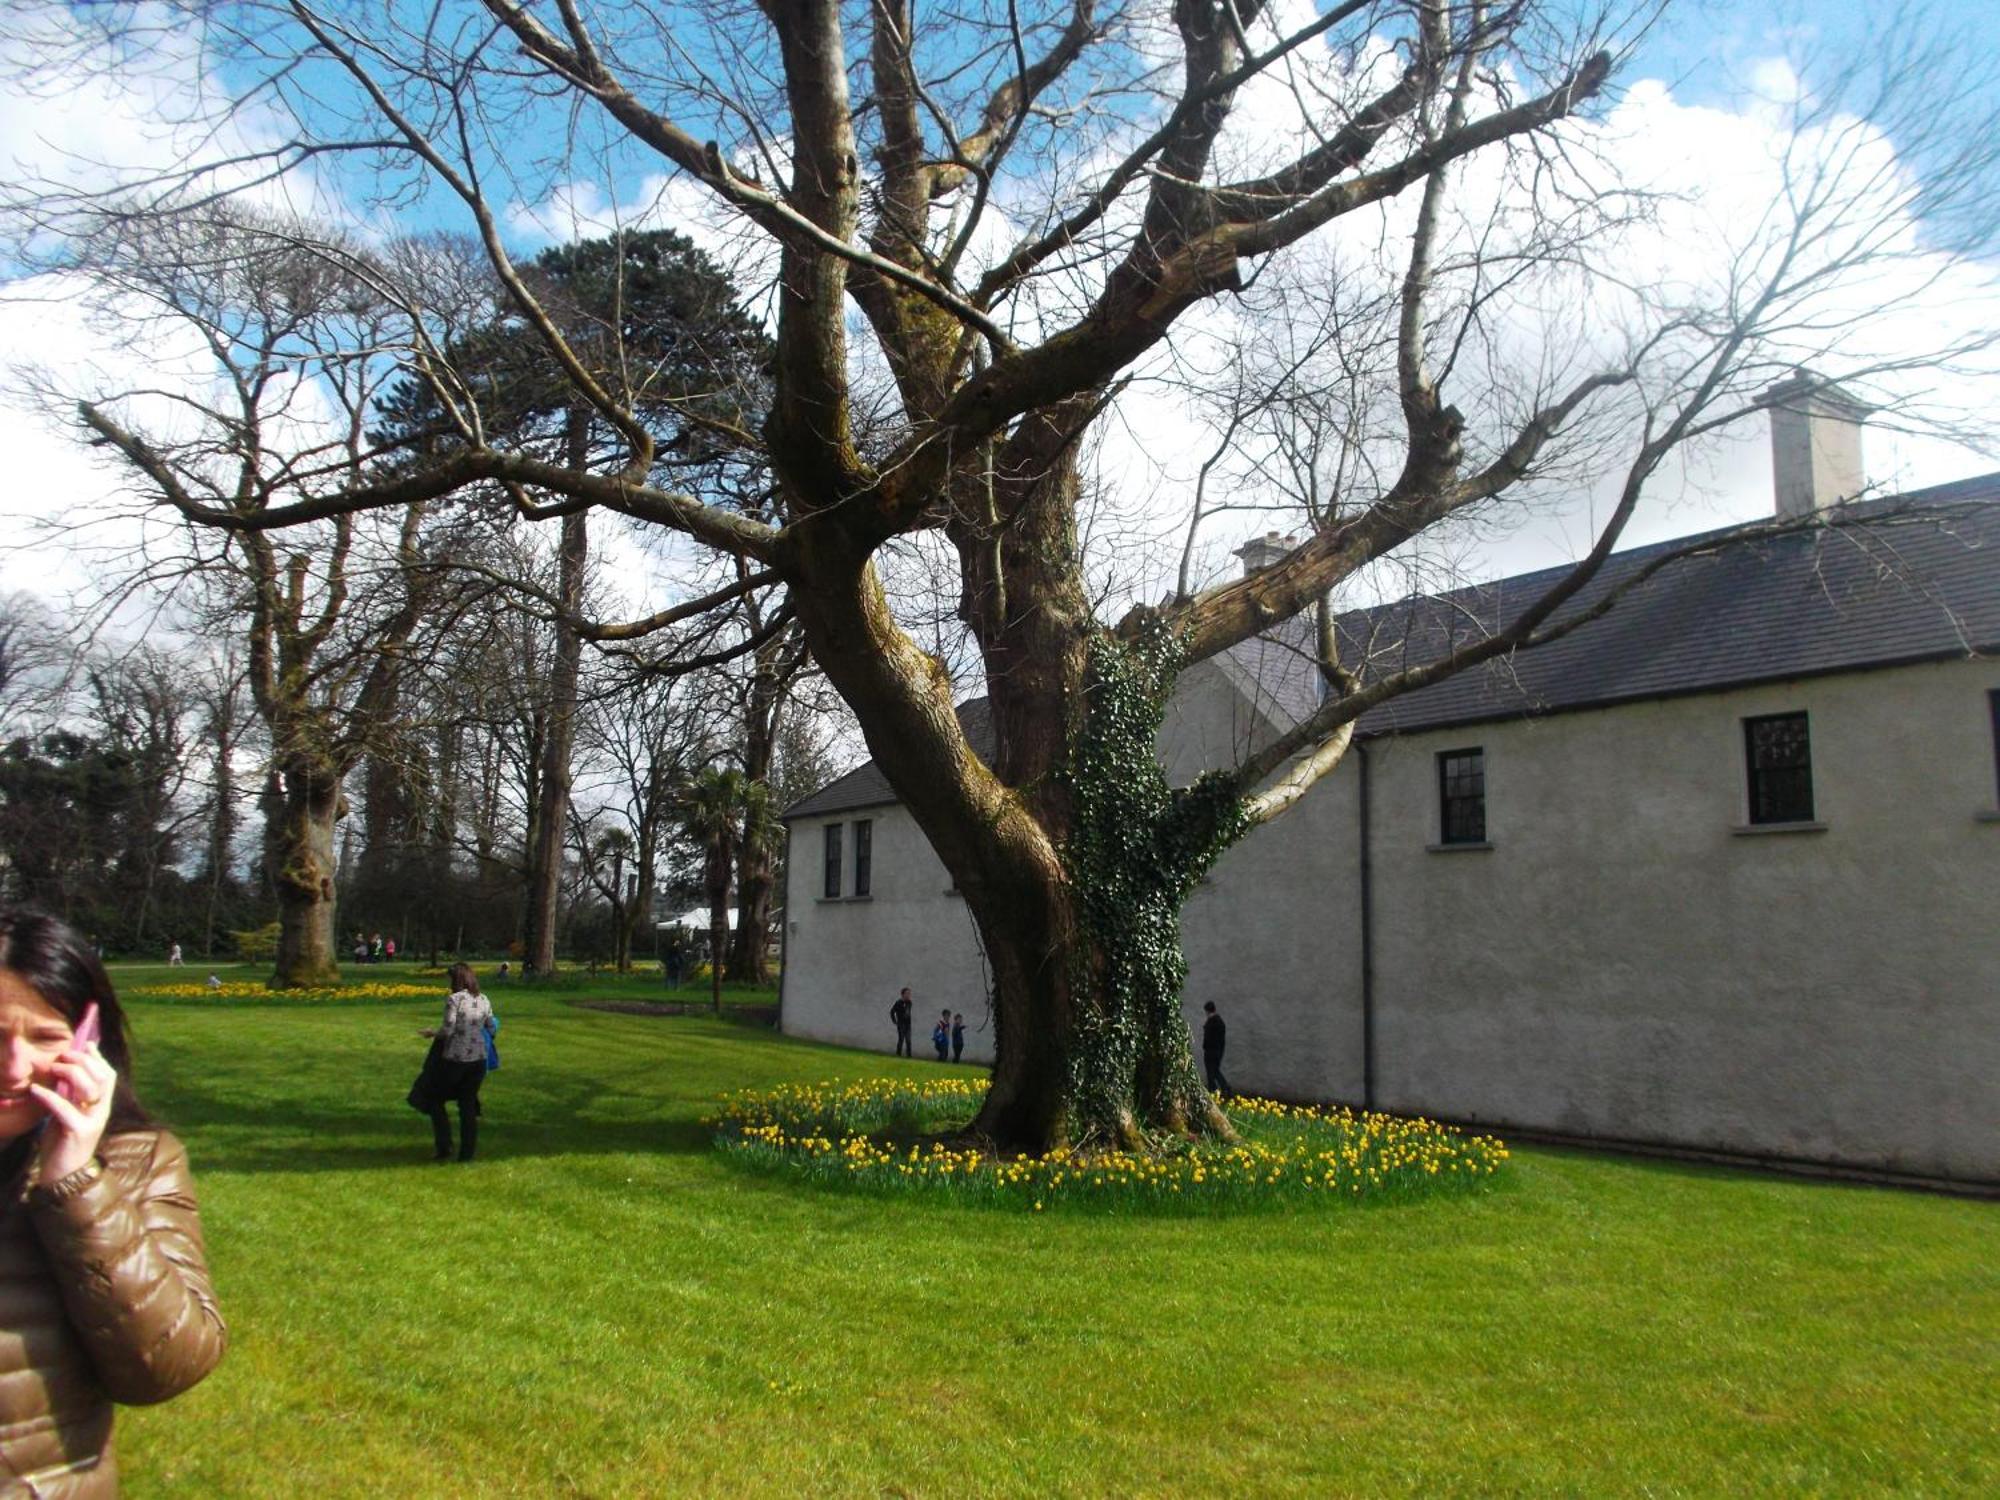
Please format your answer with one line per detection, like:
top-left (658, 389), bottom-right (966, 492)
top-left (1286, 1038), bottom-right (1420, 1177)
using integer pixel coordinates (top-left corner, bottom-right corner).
top-left (2, 7), bottom-right (1995, 637)
top-left (1064, 35), bottom-right (2000, 604)
top-left (0, 278), bottom-right (220, 597)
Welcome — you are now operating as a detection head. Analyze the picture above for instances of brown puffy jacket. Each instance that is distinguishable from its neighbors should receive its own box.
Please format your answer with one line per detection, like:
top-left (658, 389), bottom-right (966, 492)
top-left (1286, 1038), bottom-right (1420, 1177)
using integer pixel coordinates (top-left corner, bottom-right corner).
top-left (0, 1130), bottom-right (226, 1498)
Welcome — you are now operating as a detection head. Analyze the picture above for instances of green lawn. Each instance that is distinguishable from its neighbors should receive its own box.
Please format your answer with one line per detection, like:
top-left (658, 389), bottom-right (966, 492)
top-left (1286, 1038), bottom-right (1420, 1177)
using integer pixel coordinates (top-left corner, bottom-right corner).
top-left (107, 985), bottom-right (1996, 1497)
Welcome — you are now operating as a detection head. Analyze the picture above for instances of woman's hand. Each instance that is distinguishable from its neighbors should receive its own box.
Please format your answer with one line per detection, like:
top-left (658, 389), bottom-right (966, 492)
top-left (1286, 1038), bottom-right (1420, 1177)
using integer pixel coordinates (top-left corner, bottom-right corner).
top-left (29, 1040), bottom-right (115, 1184)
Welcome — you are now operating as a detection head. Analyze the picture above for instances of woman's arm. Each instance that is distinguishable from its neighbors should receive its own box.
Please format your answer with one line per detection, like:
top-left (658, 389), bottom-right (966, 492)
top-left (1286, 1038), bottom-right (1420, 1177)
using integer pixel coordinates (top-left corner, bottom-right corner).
top-left (28, 1130), bottom-right (228, 1405)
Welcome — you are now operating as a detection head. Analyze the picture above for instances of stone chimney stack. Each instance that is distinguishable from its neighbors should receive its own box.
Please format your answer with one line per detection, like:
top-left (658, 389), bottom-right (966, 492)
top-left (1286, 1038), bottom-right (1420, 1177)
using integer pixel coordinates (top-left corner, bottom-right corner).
top-left (1760, 370), bottom-right (1869, 520)
top-left (1234, 531), bottom-right (1297, 578)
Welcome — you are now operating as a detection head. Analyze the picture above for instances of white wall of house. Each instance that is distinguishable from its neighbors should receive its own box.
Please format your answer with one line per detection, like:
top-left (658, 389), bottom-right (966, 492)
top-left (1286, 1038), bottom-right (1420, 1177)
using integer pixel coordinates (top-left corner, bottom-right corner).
top-left (783, 655), bottom-right (1999, 1181)
top-left (781, 801), bottom-right (992, 1060)
top-left (1359, 657), bottom-right (2000, 1181)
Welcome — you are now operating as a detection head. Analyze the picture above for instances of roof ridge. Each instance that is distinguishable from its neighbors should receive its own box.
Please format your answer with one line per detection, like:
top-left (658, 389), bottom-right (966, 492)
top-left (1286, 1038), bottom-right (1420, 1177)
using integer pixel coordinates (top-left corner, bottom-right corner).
top-left (1341, 472), bottom-right (2000, 628)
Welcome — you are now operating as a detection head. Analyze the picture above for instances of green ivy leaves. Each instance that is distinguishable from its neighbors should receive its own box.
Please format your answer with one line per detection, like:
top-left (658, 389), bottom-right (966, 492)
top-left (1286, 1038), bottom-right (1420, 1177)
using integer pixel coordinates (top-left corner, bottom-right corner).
top-left (1057, 627), bottom-right (1252, 1146)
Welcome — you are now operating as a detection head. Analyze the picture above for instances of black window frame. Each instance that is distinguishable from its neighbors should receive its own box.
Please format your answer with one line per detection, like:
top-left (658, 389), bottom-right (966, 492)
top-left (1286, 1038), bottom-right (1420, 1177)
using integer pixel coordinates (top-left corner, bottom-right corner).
top-left (1437, 747), bottom-right (1486, 845)
top-left (852, 818), bottom-right (873, 898)
top-left (1989, 690), bottom-right (2000, 806)
top-left (821, 822), bottom-right (842, 899)
top-left (1744, 711), bottom-right (1815, 825)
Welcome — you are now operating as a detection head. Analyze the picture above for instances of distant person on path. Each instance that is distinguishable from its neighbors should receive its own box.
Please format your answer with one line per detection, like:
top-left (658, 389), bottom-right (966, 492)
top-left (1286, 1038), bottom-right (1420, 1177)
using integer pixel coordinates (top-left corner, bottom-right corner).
top-left (951, 1012), bottom-right (966, 1063)
top-left (1201, 1002), bottom-right (1232, 1097)
top-left (167, 941), bottom-right (183, 966)
top-left (416, 962), bottom-right (493, 1163)
top-left (353, 932), bottom-right (367, 965)
top-left (0, 908), bottom-right (228, 1488)
top-left (664, 931), bottom-right (687, 989)
top-left (932, 1010), bottom-right (951, 1062)
top-left (369, 933), bottom-right (384, 965)
top-left (496, 961), bottom-right (510, 983)
top-left (890, 988), bottom-right (913, 1057)
top-left (384, 937), bottom-right (396, 963)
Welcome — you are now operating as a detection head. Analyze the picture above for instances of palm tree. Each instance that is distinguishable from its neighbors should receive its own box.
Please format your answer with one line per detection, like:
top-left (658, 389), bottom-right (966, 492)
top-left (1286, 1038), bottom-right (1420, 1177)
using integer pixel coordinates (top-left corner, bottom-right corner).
top-left (680, 767), bottom-right (761, 1014)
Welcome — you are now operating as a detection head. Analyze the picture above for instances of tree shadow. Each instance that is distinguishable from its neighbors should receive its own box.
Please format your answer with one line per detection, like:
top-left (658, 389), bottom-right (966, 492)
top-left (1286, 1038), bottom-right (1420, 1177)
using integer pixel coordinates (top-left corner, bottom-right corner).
top-left (155, 1073), bottom-right (719, 1175)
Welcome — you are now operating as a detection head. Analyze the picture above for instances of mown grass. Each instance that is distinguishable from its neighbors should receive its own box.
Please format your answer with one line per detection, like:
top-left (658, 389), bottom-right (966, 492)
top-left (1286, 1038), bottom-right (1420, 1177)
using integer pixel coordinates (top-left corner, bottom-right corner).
top-left (108, 985), bottom-right (1996, 1497)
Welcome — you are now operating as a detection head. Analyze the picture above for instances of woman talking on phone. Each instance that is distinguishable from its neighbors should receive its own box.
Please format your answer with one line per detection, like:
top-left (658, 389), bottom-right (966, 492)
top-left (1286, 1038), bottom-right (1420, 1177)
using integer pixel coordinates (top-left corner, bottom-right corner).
top-left (0, 909), bottom-right (227, 1496)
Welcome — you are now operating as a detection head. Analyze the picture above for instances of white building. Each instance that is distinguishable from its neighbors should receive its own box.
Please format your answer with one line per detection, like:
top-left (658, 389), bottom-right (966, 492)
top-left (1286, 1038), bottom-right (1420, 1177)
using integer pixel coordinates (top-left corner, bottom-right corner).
top-left (780, 401), bottom-right (2000, 1187)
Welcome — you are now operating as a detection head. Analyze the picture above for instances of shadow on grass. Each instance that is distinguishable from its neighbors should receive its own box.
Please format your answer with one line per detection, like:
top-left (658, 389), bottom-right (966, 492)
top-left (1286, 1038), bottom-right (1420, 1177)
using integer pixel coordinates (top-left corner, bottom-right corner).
top-left (156, 1074), bottom-right (720, 1175)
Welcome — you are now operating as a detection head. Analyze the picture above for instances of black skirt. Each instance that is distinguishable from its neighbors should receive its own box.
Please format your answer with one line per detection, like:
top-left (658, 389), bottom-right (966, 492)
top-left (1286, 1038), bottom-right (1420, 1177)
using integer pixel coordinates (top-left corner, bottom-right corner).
top-left (409, 1046), bottom-right (486, 1114)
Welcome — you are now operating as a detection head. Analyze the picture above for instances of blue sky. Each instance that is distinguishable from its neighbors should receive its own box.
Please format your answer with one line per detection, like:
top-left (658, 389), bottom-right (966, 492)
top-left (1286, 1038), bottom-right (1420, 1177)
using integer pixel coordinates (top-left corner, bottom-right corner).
top-left (3, 0), bottom-right (1996, 600)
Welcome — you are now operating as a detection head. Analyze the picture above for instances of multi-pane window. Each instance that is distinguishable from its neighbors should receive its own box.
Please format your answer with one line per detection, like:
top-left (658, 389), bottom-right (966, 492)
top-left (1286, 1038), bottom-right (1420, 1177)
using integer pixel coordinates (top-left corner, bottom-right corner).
top-left (1745, 712), bottom-right (1814, 824)
top-left (853, 819), bottom-right (873, 897)
top-left (1437, 748), bottom-right (1486, 845)
top-left (822, 822), bottom-right (843, 898)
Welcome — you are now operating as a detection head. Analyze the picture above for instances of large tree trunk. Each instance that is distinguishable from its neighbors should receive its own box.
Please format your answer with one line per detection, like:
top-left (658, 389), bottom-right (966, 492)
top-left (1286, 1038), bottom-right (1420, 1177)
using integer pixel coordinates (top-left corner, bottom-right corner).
top-left (728, 635), bottom-right (783, 982)
top-left (623, 859), bottom-right (654, 982)
top-left (523, 413), bottom-right (591, 976)
top-left (267, 763), bottom-right (343, 987)
top-left (728, 859), bottom-right (773, 984)
top-left (706, 835), bottom-right (732, 1015)
top-left (201, 689), bottom-right (237, 957)
top-left (784, 440), bottom-right (1240, 1154)
top-left (955, 642), bottom-right (1236, 1154)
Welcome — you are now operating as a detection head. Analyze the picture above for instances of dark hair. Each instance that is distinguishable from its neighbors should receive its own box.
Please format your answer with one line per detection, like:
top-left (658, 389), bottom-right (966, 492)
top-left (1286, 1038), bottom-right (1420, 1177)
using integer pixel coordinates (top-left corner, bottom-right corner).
top-left (1203, 1002), bottom-right (1217, 1013)
top-left (447, 962), bottom-right (481, 997)
top-left (0, 908), bottom-right (152, 1132)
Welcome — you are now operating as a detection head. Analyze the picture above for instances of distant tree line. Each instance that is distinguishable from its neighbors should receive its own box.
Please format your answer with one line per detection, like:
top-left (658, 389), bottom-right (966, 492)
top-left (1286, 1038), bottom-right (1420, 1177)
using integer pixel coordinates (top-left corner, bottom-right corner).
top-left (3, 221), bottom-right (838, 979)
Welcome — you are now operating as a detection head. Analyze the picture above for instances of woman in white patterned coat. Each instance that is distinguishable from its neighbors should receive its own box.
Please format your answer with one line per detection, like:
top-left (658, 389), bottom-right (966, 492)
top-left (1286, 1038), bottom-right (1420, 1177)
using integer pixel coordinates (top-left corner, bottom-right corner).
top-left (418, 963), bottom-right (493, 1163)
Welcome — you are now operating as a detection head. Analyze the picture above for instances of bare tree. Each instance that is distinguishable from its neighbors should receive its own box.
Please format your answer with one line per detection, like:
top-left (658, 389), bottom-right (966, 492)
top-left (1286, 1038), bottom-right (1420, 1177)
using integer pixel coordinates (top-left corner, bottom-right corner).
top-left (8, 2), bottom-right (1997, 1143)
top-left (725, 614), bottom-right (810, 983)
top-left (81, 645), bottom-right (203, 952)
top-left (571, 663), bottom-right (709, 973)
top-left (0, 594), bottom-right (72, 740)
top-left (190, 647), bottom-right (252, 957)
top-left (40, 207), bottom-right (482, 983)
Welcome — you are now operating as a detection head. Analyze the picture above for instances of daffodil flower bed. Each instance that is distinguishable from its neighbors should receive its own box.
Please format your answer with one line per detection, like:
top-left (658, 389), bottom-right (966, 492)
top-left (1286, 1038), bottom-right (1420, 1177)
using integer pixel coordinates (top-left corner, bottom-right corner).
top-left (710, 1077), bottom-right (1507, 1212)
top-left (126, 981), bottom-right (439, 1003)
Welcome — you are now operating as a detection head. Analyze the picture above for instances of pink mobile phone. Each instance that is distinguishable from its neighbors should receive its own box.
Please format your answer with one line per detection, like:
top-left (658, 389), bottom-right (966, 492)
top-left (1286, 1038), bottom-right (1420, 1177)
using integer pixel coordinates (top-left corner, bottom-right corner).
top-left (58, 1003), bottom-right (101, 1103)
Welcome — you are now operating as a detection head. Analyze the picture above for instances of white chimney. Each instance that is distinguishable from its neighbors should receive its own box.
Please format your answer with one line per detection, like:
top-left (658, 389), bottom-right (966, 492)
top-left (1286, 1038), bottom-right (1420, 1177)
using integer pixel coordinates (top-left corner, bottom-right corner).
top-left (1760, 370), bottom-right (1869, 520)
top-left (1235, 531), bottom-right (1297, 577)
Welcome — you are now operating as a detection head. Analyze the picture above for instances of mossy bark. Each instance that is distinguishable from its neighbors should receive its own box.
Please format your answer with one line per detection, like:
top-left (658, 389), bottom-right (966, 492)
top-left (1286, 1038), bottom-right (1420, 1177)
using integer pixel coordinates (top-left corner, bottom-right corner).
top-left (267, 764), bottom-right (343, 988)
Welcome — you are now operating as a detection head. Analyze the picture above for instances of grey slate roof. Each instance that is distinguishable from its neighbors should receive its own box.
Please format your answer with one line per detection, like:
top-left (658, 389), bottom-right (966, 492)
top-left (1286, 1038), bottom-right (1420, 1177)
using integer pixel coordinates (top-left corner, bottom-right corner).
top-left (786, 699), bottom-right (996, 820)
top-left (1340, 476), bottom-right (2000, 737)
top-left (785, 475), bottom-right (2000, 820)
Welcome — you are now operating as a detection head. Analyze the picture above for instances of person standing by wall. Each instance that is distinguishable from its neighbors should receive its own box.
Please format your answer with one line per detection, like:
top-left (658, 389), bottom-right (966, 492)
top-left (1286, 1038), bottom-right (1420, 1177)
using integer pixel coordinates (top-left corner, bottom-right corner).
top-left (418, 963), bottom-right (493, 1162)
top-left (0, 907), bottom-right (228, 1494)
top-left (890, 988), bottom-right (913, 1057)
top-left (932, 1010), bottom-right (951, 1062)
top-left (951, 1012), bottom-right (966, 1063)
top-left (1201, 1002), bottom-right (1232, 1098)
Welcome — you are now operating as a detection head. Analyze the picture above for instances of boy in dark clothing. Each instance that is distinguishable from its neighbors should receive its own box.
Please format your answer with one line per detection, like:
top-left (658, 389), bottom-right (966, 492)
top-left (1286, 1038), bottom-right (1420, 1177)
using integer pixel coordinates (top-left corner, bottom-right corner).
top-left (1201, 1002), bottom-right (1232, 1097)
top-left (932, 1010), bottom-right (951, 1061)
top-left (890, 988), bottom-right (914, 1057)
top-left (951, 1012), bottom-right (966, 1062)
